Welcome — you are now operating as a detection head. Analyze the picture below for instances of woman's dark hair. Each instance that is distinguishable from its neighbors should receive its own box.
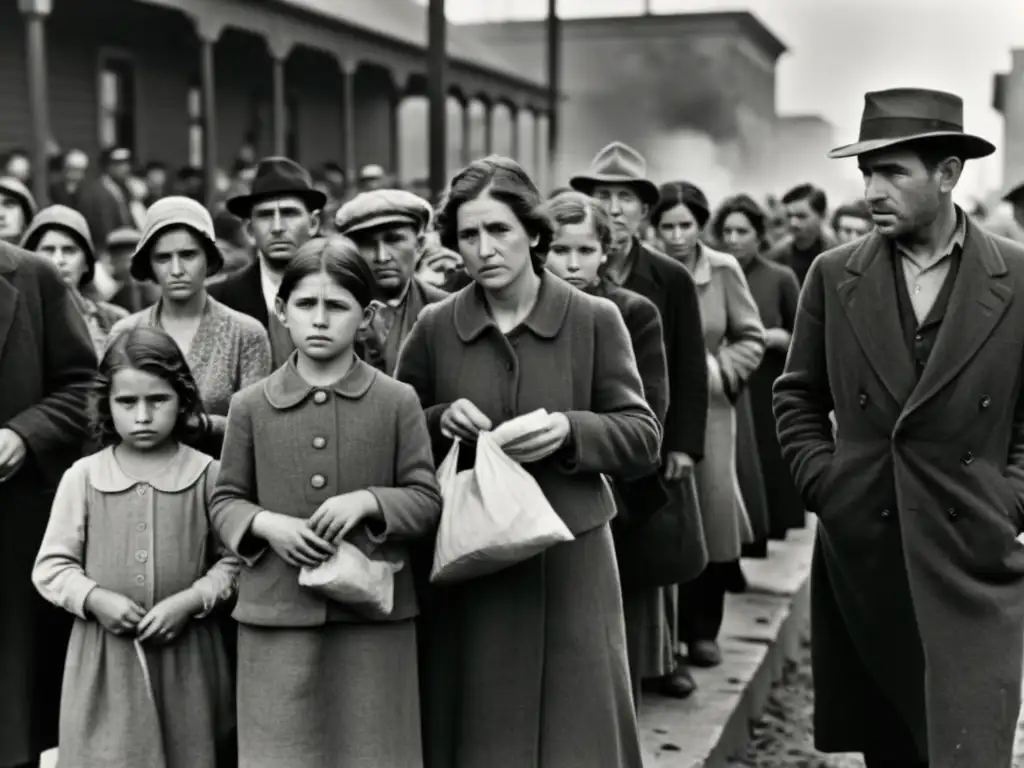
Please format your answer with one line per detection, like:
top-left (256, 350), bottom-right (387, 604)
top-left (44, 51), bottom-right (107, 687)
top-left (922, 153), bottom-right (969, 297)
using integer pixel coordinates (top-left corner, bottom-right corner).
top-left (650, 181), bottom-right (711, 230)
top-left (540, 191), bottom-right (613, 253)
top-left (711, 193), bottom-right (769, 244)
top-left (23, 224), bottom-right (96, 288)
top-left (92, 326), bottom-right (208, 448)
top-left (277, 235), bottom-right (376, 308)
top-left (435, 155), bottom-right (552, 275)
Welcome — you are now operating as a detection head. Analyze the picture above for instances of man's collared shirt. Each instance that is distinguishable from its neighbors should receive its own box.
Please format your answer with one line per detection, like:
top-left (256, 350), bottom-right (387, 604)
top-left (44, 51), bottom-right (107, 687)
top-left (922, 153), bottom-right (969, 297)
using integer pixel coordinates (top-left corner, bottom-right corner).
top-left (259, 261), bottom-right (282, 316)
top-left (895, 210), bottom-right (966, 324)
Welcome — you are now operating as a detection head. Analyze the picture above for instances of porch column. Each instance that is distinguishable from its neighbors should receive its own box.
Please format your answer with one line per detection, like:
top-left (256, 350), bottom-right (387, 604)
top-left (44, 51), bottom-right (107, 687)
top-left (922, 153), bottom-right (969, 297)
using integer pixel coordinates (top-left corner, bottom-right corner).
top-left (509, 105), bottom-right (520, 162)
top-left (427, 0), bottom-right (447, 201)
top-left (483, 102), bottom-right (494, 155)
top-left (341, 59), bottom-right (357, 183)
top-left (19, 0), bottom-right (52, 206)
top-left (267, 35), bottom-right (294, 157)
top-left (194, 16), bottom-right (224, 208)
top-left (461, 98), bottom-right (472, 165)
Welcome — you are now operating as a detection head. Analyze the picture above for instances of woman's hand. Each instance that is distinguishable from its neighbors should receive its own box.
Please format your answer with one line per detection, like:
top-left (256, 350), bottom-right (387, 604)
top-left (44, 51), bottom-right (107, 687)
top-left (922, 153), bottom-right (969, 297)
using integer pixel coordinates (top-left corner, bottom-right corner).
top-left (137, 590), bottom-right (201, 645)
top-left (763, 327), bottom-right (791, 352)
top-left (308, 490), bottom-right (381, 545)
top-left (663, 451), bottom-right (695, 482)
top-left (251, 511), bottom-right (335, 568)
top-left (441, 399), bottom-right (493, 441)
top-left (84, 587), bottom-right (146, 637)
top-left (501, 412), bottom-right (571, 464)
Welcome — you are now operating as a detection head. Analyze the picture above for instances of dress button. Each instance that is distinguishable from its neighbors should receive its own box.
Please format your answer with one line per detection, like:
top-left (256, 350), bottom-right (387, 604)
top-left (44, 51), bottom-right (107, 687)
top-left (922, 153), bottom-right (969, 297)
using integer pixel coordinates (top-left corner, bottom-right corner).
top-left (310, 474), bottom-right (326, 489)
top-left (136, 484), bottom-right (148, 496)
top-left (980, 396), bottom-right (991, 409)
top-left (947, 507), bottom-right (958, 520)
top-left (312, 436), bottom-right (327, 449)
top-left (881, 508), bottom-right (891, 519)
top-left (135, 574), bottom-right (146, 585)
top-left (313, 390), bottom-right (328, 404)
top-left (134, 550), bottom-right (148, 563)
top-left (962, 451), bottom-right (974, 465)
top-left (136, 522), bottom-right (146, 532)
top-left (914, 333), bottom-right (923, 342)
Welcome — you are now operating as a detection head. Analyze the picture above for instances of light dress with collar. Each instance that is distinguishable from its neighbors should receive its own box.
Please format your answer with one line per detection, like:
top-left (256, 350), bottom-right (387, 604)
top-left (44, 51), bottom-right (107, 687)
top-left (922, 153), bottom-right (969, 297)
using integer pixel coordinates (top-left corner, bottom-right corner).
top-left (32, 445), bottom-right (238, 768)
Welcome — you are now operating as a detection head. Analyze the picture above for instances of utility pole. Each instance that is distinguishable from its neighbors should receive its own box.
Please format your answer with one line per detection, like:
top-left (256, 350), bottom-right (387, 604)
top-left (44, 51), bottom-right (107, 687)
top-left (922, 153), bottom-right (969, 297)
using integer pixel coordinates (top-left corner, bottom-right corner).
top-left (427, 0), bottom-right (447, 201)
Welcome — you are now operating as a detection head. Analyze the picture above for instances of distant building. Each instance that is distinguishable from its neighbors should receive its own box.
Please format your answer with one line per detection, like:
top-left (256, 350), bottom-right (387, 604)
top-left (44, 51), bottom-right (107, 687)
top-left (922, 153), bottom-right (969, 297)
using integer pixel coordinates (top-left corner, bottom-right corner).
top-left (4, 0), bottom-right (549, 203)
top-left (773, 114), bottom-right (856, 207)
top-left (994, 48), bottom-right (1024, 190)
top-left (460, 11), bottom-right (788, 203)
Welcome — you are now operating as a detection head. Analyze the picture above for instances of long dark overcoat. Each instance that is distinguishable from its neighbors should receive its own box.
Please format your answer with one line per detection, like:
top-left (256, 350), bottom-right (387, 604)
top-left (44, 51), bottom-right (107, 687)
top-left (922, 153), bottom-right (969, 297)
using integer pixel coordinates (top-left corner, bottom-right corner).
top-left (0, 243), bottom-right (96, 766)
top-left (774, 221), bottom-right (1024, 766)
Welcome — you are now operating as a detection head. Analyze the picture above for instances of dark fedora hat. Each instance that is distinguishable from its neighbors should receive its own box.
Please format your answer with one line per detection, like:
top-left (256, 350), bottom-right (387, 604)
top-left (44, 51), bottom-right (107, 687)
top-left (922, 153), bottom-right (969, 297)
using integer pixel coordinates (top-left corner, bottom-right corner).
top-left (570, 142), bottom-right (660, 207)
top-left (828, 88), bottom-right (995, 160)
top-left (225, 156), bottom-right (327, 218)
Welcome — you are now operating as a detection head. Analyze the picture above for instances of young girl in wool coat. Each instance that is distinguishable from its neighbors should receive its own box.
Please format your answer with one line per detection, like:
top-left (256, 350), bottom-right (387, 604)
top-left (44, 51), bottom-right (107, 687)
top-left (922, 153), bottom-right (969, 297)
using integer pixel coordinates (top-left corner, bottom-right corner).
top-left (32, 326), bottom-right (238, 767)
top-left (210, 236), bottom-right (441, 767)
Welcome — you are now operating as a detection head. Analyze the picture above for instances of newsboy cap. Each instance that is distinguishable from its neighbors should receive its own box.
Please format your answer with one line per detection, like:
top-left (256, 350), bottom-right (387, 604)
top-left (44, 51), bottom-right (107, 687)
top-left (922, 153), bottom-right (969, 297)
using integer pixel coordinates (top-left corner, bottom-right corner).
top-left (335, 189), bottom-right (434, 237)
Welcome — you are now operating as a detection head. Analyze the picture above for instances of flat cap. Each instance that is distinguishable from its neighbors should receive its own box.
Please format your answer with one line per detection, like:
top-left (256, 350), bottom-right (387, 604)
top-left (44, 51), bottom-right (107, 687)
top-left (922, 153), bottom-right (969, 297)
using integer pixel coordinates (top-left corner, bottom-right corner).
top-left (335, 189), bottom-right (433, 237)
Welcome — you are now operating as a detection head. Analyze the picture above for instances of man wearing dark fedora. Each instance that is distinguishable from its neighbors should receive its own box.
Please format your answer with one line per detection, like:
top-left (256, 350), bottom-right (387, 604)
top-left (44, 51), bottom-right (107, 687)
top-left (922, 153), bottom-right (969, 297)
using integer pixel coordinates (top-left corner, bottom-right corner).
top-left (572, 141), bottom-right (710, 700)
top-left (775, 88), bottom-right (1024, 767)
top-left (209, 156), bottom-right (325, 367)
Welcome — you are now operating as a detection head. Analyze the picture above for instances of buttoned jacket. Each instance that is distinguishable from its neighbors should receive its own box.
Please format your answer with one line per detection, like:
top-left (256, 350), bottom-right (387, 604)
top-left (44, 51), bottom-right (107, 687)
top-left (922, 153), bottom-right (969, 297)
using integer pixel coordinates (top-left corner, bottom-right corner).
top-left (210, 356), bottom-right (441, 627)
top-left (396, 272), bottom-right (662, 536)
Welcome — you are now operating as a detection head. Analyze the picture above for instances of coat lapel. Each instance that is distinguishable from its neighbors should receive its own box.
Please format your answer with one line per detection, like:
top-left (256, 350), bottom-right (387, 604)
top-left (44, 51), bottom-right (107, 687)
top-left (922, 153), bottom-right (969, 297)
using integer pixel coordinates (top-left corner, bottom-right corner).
top-left (0, 275), bottom-right (18, 364)
top-left (836, 233), bottom-right (918, 407)
top-left (899, 224), bottom-right (1012, 422)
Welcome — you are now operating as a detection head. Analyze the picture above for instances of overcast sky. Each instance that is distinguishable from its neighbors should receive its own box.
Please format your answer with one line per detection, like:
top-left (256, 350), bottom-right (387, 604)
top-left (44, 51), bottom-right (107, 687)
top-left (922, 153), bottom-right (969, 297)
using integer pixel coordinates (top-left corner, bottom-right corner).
top-left (440, 0), bottom-right (1023, 201)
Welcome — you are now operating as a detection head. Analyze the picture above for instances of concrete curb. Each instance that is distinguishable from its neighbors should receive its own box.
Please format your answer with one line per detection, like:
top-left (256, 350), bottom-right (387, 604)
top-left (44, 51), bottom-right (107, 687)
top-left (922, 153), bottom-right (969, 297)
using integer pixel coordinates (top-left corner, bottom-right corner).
top-left (640, 521), bottom-right (816, 767)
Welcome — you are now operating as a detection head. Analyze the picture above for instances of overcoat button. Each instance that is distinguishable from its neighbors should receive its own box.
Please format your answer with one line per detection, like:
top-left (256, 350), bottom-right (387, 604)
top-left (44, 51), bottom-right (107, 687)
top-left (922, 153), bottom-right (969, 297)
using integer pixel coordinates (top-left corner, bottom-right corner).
top-left (858, 393), bottom-right (868, 408)
top-left (136, 522), bottom-right (147, 532)
top-left (313, 390), bottom-right (328, 404)
top-left (962, 451), bottom-right (974, 465)
top-left (310, 474), bottom-right (326, 489)
top-left (135, 575), bottom-right (146, 585)
top-left (947, 507), bottom-right (958, 520)
top-left (135, 550), bottom-right (148, 563)
top-left (312, 436), bottom-right (327, 449)
top-left (980, 396), bottom-right (991, 409)
top-left (881, 508), bottom-right (891, 519)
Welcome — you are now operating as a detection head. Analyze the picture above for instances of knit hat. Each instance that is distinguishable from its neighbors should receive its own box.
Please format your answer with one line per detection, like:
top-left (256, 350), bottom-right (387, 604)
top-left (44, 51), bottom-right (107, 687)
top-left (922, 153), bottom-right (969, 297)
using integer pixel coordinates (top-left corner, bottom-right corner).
top-left (131, 196), bottom-right (224, 281)
top-left (21, 204), bottom-right (97, 286)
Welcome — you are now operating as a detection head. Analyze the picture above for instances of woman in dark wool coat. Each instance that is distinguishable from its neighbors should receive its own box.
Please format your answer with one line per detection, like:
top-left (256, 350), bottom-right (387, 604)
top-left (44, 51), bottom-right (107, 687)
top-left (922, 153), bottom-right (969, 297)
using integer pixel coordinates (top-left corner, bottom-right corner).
top-left (397, 156), bottom-right (661, 768)
top-left (0, 240), bottom-right (96, 768)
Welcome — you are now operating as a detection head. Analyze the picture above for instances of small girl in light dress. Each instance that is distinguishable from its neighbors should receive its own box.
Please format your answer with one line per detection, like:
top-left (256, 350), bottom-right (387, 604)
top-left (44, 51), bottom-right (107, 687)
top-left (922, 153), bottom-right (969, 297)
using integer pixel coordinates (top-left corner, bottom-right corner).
top-left (32, 325), bottom-right (238, 768)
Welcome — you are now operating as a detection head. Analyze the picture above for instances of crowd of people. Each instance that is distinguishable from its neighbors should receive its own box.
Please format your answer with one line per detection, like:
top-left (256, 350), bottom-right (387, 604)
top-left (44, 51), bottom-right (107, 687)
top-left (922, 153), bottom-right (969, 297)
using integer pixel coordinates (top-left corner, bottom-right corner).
top-left (4, 84), bottom-right (1024, 768)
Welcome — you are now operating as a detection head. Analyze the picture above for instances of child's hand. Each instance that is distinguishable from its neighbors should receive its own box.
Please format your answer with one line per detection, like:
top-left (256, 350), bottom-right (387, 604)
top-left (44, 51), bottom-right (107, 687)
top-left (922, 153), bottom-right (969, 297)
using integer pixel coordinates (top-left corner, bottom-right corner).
top-left (137, 591), bottom-right (200, 645)
top-left (85, 587), bottom-right (146, 636)
top-left (308, 490), bottom-right (381, 545)
top-left (252, 511), bottom-right (336, 568)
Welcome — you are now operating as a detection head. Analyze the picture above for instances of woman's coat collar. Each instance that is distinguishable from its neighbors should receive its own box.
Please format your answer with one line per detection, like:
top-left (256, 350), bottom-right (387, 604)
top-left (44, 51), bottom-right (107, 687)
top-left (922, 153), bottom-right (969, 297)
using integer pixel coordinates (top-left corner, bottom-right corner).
top-left (453, 271), bottom-right (573, 342)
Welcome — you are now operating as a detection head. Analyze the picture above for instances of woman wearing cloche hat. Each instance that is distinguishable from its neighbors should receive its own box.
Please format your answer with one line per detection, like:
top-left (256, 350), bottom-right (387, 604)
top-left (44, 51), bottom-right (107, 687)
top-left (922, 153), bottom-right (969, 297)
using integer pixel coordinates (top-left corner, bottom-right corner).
top-left (110, 196), bottom-right (272, 455)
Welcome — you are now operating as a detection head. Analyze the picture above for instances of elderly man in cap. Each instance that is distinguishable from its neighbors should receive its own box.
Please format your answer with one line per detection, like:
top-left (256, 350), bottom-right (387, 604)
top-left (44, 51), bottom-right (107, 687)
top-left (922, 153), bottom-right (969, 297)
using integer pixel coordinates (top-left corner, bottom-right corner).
top-left (0, 177), bottom-right (37, 245)
top-left (78, 147), bottom-right (135, 252)
top-left (775, 88), bottom-right (1024, 767)
top-left (572, 141), bottom-right (710, 699)
top-left (335, 189), bottom-right (448, 375)
top-left (209, 156), bottom-right (325, 367)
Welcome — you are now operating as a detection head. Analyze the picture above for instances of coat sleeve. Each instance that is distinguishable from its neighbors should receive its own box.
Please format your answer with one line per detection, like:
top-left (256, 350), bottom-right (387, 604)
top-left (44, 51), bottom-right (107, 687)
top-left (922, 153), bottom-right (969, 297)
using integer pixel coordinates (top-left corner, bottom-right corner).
top-left (189, 460), bottom-right (240, 618)
top-left (560, 301), bottom-right (662, 479)
top-left (778, 265), bottom-right (801, 333)
top-left (623, 297), bottom-right (670, 425)
top-left (395, 308), bottom-right (451, 449)
top-left (772, 257), bottom-right (835, 511)
top-left (662, 266), bottom-right (709, 461)
top-left (714, 259), bottom-right (766, 401)
top-left (5, 263), bottom-right (97, 484)
top-left (32, 461), bottom-right (98, 620)
top-left (365, 386), bottom-right (443, 543)
top-left (208, 393), bottom-right (269, 566)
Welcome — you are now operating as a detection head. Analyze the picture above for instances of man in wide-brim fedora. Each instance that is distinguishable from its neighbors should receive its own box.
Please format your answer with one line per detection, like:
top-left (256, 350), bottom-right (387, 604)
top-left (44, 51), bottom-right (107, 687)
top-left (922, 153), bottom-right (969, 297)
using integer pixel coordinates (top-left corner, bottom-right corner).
top-left (774, 87), bottom-right (1024, 767)
top-left (209, 156), bottom-right (325, 367)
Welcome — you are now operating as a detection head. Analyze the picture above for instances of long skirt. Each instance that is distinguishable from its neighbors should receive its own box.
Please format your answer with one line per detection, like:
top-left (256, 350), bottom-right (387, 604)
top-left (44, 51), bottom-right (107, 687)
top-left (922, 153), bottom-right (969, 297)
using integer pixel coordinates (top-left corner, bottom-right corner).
top-left (57, 617), bottom-right (233, 768)
top-left (421, 523), bottom-right (641, 768)
top-left (237, 620), bottom-right (421, 768)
